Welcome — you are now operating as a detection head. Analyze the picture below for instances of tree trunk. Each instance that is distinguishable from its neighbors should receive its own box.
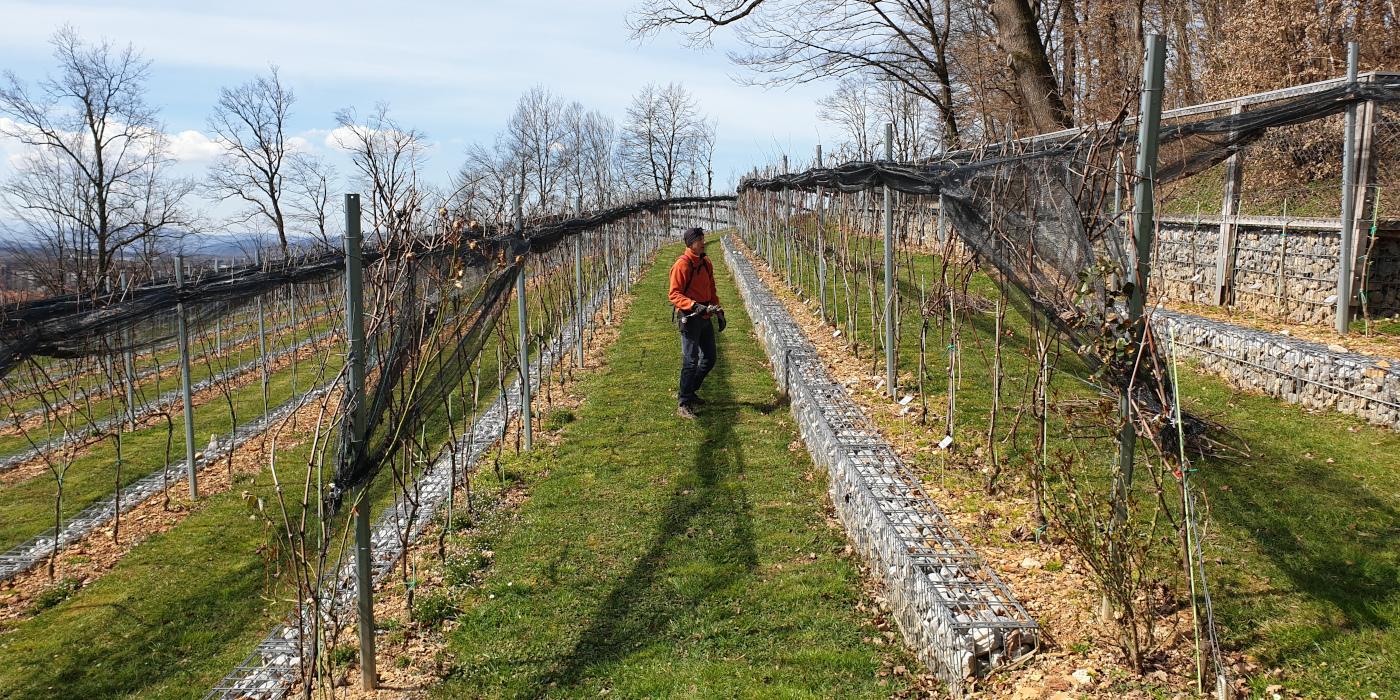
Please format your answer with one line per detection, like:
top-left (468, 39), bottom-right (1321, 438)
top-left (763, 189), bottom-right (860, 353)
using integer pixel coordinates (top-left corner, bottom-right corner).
top-left (989, 0), bottom-right (1073, 131)
top-left (1060, 0), bottom-right (1079, 122)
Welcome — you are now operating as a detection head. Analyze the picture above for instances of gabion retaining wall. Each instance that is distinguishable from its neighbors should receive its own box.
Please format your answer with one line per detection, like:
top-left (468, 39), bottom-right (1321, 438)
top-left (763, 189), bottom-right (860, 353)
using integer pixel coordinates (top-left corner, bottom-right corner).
top-left (723, 235), bottom-right (1037, 694)
top-left (1154, 309), bottom-right (1400, 429)
top-left (1152, 221), bottom-right (1400, 324)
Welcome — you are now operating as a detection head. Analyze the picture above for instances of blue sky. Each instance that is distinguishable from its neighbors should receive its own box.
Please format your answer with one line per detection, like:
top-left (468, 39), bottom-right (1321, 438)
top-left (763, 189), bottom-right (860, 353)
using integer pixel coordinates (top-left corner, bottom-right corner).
top-left (0, 0), bottom-right (834, 229)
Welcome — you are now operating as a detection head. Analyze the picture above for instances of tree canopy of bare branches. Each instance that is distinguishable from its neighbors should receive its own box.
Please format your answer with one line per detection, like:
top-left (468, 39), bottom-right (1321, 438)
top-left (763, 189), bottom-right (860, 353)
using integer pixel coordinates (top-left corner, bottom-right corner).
top-left (0, 26), bottom-right (191, 294)
top-left (633, 0), bottom-right (1400, 155)
top-left (206, 67), bottom-right (298, 258)
top-left (619, 83), bottom-right (712, 200)
top-left (454, 87), bottom-right (624, 224)
top-left (333, 104), bottom-right (427, 244)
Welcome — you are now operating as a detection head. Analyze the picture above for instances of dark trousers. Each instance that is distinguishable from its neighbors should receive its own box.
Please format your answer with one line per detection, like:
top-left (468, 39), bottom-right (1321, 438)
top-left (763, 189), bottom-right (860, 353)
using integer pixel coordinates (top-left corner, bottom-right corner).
top-left (678, 316), bottom-right (717, 406)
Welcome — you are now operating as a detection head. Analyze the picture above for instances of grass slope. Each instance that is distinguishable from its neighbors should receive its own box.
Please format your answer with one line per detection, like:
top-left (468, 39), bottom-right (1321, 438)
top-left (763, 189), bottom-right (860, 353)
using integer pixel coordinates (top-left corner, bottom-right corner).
top-left (761, 227), bottom-right (1400, 696)
top-left (432, 238), bottom-right (913, 699)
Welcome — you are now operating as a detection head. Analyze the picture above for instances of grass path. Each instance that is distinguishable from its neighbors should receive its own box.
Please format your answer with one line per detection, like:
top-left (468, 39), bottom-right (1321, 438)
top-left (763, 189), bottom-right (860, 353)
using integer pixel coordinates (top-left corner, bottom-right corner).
top-left (431, 238), bottom-right (914, 699)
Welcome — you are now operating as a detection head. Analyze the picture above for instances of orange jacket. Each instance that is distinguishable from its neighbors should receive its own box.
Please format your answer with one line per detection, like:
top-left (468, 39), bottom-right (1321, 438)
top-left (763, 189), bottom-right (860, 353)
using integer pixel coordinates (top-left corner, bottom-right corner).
top-left (668, 249), bottom-right (719, 315)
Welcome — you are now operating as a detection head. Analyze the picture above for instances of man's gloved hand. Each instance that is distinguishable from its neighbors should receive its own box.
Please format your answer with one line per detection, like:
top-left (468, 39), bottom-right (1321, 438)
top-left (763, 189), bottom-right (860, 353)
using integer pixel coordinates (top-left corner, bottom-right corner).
top-left (716, 309), bottom-right (727, 333)
top-left (692, 303), bottom-right (714, 315)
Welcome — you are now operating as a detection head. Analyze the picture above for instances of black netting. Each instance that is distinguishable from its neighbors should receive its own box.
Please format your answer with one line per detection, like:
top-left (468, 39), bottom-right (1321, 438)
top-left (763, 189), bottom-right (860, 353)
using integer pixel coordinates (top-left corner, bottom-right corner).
top-left (328, 195), bottom-right (733, 502)
top-left (738, 80), bottom-right (1400, 373)
top-left (0, 194), bottom-right (734, 506)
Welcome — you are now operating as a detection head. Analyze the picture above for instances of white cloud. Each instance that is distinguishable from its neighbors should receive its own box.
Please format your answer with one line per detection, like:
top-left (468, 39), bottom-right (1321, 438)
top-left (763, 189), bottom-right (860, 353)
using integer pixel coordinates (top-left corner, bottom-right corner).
top-left (168, 129), bottom-right (223, 162)
top-left (325, 125), bottom-right (359, 150)
top-left (0, 1), bottom-right (836, 192)
top-left (286, 135), bottom-right (314, 154)
top-left (0, 118), bottom-right (29, 170)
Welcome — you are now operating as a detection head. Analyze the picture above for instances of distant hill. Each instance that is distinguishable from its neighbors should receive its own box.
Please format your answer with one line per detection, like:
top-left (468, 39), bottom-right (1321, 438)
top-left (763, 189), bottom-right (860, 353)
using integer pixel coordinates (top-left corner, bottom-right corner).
top-left (0, 229), bottom-right (330, 263)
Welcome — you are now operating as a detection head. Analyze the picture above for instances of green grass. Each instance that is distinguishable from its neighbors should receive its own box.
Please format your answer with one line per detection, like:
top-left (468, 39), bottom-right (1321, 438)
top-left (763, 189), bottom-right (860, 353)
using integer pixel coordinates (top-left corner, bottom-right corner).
top-left (1157, 162), bottom-right (1345, 219)
top-left (754, 224), bottom-right (1400, 696)
top-left (763, 222), bottom-right (1091, 469)
top-left (0, 337), bottom-right (494, 699)
top-left (0, 341), bottom-right (344, 552)
top-left (0, 247), bottom-right (647, 698)
top-left (429, 237), bottom-right (914, 699)
top-left (1178, 373), bottom-right (1400, 697)
top-left (0, 418), bottom-right (324, 698)
top-left (0, 311), bottom-right (339, 453)
top-left (1350, 314), bottom-right (1400, 338)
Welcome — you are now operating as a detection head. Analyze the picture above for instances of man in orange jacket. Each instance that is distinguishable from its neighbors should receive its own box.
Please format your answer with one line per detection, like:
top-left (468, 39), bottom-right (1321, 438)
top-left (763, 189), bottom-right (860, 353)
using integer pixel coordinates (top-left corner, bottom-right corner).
top-left (669, 227), bottom-right (722, 419)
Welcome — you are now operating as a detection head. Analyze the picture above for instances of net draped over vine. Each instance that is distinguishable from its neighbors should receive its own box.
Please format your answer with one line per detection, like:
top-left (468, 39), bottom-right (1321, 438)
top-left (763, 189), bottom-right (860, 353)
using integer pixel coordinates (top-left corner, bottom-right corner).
top-left (738, 79), bottom-right (1400, 411)
top-left (0, 194), bottom-right (735, 505)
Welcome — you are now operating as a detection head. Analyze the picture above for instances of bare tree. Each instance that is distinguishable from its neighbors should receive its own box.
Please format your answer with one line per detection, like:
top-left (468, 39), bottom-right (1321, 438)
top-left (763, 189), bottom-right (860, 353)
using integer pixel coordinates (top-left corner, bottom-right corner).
top-left (458, 89), bottom-right (623, 221)
top-left (817, 79), bottom-right (876, 161)
top-left (285, 154), bottom-right (338, 251)
top-left (0, 26), bottom-right (191, 294)
top-left (581, 110), bottom-right (618, 208)
top-left (333, 104), bottom-right (427, 243)
top-left (206, 67), bottom-right (296, 257)
top-left (819, 78), bottom-right (940, 161)
top-left (456, 135), bottom-right (523, 226)
top-left (507, 86), bottom-right (572, 214)
top-left (630, 0), bottom-right (970, 145)
top-left (619, 83), bottom-right (709, 199)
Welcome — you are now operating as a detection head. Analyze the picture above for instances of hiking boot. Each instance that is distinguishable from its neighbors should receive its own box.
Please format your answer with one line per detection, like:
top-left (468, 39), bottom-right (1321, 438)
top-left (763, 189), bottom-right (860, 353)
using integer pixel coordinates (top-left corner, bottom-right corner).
top-left (677, 403), bottom-right (698, 420)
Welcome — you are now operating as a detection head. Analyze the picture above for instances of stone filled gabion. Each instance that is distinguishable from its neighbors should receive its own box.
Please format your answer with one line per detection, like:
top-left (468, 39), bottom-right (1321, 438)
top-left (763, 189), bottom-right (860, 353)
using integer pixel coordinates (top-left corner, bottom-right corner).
top-left (723, 236), bottom-right (1037, 695)
top-left (1152, 221), bottom-right (1400, 324)
top-left (1154, 309), bottom-right (1400, 429)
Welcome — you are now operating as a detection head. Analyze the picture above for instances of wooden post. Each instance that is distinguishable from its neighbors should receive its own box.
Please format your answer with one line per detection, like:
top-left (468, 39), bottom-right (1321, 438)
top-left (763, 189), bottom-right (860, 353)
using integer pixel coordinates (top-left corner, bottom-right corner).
top-left (1212, 103), bottom-right (1245, 306)
top-left (1346, 90), bottom-right (1378, 313)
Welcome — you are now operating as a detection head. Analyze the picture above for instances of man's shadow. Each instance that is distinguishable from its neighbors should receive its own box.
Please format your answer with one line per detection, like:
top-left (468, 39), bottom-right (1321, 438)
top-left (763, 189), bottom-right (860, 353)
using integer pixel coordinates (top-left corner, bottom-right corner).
top-left (524, 316), bottom-right (762, 696)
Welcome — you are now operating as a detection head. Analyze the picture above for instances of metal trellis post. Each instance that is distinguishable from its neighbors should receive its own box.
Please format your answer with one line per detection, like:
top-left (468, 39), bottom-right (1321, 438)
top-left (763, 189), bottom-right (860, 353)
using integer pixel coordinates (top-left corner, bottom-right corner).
top-left (1337, 41), bottom-right (1360, 334)
top-left (817, 144), bottom-right (828, 323)
top-left (175, 254), bottom-right (197, 499)
top-left (576, 193), bottom-right (585, 368)
top-left (883, 122), bottom-right (897, 399)
top-left (515, 193), bottom-right (532, 452)
top-left (605, 220), bottom-right (613, 323)
top-left (343, 194), bottom-right (377, 691)
top-left (119, 272), bottom-right (137, 429)
top-left (213, 260), bottom-right (222, 355)
top-left (256, 255), bottom-right (269, 419)
top-left (782, 155), bottom-right (792, 281)
top-left (1116, 34), bottom-right (1166, 522)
